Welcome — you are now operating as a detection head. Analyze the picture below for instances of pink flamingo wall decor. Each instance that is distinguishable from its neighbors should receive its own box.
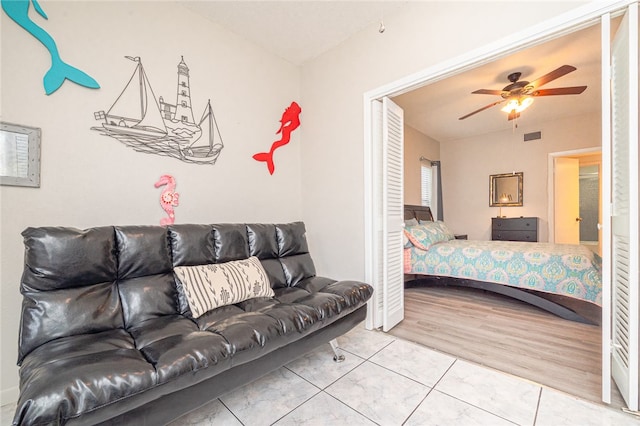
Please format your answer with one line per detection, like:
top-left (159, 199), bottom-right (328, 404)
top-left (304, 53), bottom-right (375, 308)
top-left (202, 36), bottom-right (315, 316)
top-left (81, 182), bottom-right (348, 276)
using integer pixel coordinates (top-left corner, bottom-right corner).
top-left (154, 174), bottom-right (179, 225)
top-left (253, 101), bottom-right (301, 175)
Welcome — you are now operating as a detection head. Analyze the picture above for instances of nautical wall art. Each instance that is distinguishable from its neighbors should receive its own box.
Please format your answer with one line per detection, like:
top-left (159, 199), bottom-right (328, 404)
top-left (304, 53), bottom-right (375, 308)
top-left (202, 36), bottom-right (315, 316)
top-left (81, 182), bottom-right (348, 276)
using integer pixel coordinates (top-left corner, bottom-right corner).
top-left (155, 174), bottom-right (179, 225)
top-left (91, 56), bottom-right (224, 165)
top-left (1, 0), bottom-right (100, 95)
top-left (253, 102), bottom-right (301, 175)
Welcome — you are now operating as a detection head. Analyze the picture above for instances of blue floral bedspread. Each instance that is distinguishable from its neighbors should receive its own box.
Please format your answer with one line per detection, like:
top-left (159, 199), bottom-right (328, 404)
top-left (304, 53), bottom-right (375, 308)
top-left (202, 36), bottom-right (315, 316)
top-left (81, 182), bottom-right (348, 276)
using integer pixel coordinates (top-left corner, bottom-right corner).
top-left (404, 240), bottom-right (602, 305)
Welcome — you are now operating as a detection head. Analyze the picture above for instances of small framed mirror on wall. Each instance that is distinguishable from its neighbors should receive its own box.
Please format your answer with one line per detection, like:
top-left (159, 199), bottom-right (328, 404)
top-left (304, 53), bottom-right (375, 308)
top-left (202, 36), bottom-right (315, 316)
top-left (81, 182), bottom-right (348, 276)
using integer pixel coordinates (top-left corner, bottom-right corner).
top-left (489, 172), bottom-right (523, 207)
top-left (1, 122), bottom-right (41, 188)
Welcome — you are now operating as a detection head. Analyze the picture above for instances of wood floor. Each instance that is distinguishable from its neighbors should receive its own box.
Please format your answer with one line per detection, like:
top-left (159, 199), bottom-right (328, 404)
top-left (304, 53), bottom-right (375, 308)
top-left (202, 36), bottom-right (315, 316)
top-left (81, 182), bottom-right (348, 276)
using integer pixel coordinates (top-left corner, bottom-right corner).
top-left (388, 286), bottom-right (626, 408)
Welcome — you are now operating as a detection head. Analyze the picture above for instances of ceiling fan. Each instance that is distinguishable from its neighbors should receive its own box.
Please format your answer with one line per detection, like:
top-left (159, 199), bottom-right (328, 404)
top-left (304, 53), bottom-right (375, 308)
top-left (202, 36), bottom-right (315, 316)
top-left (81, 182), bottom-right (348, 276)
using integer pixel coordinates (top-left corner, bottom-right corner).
top-left (459, 65), bottom-right (587, 121)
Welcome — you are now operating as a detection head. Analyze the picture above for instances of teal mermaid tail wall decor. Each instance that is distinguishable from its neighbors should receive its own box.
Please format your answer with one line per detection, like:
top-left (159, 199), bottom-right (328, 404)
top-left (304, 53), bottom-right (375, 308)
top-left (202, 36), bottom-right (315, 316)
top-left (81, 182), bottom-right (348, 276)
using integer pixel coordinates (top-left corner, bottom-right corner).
top-left (2, 0), bottom-right (100, 95)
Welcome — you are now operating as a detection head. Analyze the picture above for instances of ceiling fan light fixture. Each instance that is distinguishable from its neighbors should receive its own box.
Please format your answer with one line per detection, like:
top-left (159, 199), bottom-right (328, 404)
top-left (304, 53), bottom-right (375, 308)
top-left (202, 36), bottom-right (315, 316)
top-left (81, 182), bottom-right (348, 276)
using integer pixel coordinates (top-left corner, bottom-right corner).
top-left (460, 65), bottom-right (586, 121)
top-left (501, 96), bottom-right (534, 114)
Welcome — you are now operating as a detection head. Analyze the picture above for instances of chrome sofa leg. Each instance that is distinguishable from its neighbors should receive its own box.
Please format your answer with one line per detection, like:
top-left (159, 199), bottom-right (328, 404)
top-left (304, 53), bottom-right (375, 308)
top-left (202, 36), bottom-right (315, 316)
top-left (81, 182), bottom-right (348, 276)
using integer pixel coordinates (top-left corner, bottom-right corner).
top-left (329, 339), bottom-right (345, 363)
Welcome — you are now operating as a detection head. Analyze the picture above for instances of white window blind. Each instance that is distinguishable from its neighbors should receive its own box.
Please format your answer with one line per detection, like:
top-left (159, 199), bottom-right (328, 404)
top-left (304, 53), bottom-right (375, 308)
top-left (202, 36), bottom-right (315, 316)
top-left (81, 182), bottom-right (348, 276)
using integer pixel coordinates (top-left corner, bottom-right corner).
top-left (421, 164), bottom-right (432, 207)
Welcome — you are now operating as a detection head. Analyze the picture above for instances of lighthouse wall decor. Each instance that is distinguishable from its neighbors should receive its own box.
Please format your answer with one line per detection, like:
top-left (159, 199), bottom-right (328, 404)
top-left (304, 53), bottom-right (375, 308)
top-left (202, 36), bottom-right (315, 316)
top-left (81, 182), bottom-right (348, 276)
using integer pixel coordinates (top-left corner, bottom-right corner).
top-left (91, 56), bottom-right (224, 165)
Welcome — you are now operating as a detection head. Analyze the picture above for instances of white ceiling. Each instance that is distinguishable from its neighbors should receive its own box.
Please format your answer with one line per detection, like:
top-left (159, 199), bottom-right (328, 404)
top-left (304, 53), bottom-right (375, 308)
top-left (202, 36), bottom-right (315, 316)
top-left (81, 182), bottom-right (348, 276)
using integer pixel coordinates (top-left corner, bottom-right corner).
top-left (393, 23), bottom-right (603, 142)
top-left (179, 1), bottom-right (603, 142)
top-left (179, 1), bottom-right (408, 65)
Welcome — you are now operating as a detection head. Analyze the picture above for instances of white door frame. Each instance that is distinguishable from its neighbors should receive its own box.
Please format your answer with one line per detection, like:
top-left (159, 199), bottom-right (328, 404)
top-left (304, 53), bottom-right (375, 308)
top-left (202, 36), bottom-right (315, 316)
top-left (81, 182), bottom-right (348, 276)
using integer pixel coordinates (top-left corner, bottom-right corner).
top-left (362, 0), bottom-right (636, 401)
top-left (547, 147), bottom-right (602, 244)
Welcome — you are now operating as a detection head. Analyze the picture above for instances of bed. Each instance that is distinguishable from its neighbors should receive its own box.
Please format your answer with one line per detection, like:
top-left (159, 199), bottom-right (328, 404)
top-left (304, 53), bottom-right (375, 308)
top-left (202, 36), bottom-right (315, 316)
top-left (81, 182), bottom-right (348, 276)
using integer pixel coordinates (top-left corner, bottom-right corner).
top-left (403, 204), bottom-right (602, 325)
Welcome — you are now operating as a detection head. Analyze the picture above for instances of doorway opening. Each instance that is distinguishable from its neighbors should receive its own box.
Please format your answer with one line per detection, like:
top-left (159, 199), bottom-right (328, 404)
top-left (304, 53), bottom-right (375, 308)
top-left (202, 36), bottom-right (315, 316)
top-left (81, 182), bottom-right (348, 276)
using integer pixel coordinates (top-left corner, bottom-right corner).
top-left (580, 164), bottom-right (601, 251)
top-left (548, 148), bottom-right (602, 255)
top-left (364, 1), bottom-right (634, 408)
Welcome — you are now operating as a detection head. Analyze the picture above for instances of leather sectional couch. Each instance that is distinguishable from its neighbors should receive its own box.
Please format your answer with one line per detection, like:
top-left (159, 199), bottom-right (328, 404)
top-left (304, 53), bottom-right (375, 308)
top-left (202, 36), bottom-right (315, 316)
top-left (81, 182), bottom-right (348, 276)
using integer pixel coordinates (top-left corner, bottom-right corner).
top-left (12, 222), bottom-right (373, 425)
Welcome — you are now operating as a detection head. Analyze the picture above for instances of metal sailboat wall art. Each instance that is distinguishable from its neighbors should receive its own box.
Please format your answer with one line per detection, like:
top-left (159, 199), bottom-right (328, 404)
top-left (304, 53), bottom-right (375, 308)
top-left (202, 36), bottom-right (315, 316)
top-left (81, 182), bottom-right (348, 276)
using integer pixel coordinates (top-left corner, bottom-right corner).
top-left (92, 56), bottom-right (224, 164)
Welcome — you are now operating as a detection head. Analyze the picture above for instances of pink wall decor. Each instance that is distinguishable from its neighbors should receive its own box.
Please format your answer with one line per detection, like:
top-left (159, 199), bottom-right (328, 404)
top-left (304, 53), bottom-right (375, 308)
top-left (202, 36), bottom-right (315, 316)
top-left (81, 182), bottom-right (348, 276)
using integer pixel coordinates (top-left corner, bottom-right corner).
top-left (253, 101), bottom-right (301, 175)
top-left (154, 174), bottom-right (179, 225)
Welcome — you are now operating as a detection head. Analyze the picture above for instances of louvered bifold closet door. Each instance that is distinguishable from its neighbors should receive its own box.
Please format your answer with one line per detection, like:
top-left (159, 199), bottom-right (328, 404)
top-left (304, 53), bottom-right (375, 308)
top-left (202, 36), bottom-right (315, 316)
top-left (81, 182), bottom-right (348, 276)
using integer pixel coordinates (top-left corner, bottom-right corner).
top-left (610, 2), bottom-right (639, 412)
top-left (371, 100), bottom-right (385, 329)
top-left (382, 97), bottom-right (404, 332)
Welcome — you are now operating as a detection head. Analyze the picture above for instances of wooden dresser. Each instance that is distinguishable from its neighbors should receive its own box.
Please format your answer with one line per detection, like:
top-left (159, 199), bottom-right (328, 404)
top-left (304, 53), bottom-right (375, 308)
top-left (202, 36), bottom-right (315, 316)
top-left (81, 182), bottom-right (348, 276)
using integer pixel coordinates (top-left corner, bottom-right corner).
top-left (492, 217), bottom-right (539, 242)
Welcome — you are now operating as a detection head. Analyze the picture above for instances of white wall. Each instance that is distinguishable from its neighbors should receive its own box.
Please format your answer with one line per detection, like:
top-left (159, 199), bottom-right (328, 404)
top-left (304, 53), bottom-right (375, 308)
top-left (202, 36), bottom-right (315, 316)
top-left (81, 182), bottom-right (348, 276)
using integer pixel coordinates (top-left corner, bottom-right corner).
top-left (404, 124), bottom-right (440, 206)
top-left (0, 1), bottom-right (300, 403)
top-left (0, 0), bottom-right (592, 405)
top-left (299, 1), bottom-right (587, 279)
top-left (441, 112), bottom-right (601, 241)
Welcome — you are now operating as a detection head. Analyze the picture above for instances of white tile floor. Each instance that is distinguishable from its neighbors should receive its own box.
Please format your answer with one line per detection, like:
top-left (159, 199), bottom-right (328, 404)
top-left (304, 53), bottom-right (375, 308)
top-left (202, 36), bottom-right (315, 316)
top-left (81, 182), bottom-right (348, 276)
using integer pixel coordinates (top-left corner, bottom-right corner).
top-left (2, 324), bottom-right (639, 425)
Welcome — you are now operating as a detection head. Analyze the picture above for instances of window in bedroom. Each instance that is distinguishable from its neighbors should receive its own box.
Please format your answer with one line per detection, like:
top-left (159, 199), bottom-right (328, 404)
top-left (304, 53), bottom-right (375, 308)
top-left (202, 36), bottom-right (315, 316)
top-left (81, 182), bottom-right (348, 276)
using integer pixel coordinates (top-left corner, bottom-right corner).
top-left (421, 163), bottom-right (432, 207)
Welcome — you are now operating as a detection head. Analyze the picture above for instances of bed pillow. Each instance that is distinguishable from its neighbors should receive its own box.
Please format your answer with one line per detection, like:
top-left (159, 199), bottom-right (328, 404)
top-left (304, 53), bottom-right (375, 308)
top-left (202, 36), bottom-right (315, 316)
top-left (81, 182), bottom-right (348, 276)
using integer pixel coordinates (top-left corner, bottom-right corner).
top-left (174, 256), bottom-right (274, 318)
top-left (433, 221), bottom-right (455, 240)
top-left (404, 221), bottom-right (455, 250)
top-left (405, 218), bottom-right (419, 226)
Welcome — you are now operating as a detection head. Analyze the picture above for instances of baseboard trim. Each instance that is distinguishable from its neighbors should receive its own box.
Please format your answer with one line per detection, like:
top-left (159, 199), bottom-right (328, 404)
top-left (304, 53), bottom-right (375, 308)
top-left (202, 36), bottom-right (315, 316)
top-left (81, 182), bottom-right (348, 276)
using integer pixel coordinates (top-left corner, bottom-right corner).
top-left (1, 386), bottom-right (18, 407)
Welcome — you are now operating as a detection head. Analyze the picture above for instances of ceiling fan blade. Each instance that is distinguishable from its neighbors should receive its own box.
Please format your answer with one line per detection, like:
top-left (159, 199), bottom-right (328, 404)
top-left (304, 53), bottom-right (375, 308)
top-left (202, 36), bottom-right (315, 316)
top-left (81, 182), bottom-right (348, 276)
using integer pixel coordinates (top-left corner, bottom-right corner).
top-left (533, 86), bottom-right (587, 96)
top-left (459, 100), bottom-right (505, 120)
top-left (528, 65), bottom-right (576, 89)
top-left (472, 89), bottom-right (504, 96)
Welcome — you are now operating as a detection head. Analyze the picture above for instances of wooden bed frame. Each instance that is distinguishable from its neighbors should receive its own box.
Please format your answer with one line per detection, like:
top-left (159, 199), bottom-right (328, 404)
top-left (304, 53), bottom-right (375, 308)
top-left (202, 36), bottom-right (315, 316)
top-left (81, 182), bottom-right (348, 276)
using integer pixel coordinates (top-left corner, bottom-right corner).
top-left (403, 204), bottom-right (600, 325)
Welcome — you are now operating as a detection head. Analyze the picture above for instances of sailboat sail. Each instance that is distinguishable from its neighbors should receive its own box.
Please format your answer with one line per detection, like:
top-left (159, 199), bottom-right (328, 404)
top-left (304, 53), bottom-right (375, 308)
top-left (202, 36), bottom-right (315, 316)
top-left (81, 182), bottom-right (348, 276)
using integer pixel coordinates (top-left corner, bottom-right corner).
top-left (193, 100), bottom-right (224, 153)
top-left (105, 58), bottom-right (166, 134)
top-left (137, 64), bottom-right (166, 133)
top-left (106, 62), bottom-right (143, 123)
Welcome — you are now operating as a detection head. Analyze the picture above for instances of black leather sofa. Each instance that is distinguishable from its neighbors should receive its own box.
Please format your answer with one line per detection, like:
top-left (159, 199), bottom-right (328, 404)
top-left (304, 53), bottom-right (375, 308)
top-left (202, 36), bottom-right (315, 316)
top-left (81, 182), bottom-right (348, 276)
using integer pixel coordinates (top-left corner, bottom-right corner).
top-left (12, 222), bottom-right (372, 425)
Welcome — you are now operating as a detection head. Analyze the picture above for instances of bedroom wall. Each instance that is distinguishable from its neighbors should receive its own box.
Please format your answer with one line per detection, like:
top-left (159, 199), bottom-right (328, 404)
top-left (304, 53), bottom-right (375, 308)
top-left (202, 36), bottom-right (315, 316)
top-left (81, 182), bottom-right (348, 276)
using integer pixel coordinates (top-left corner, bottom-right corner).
top-left (0, 2), bottom-right (300, 403)
top-left (404, 124), bottom-right (440, 206)
top-left (299, 1), bottom-right (587, 279)
top-left (440, 112), bottom-right (601, 241)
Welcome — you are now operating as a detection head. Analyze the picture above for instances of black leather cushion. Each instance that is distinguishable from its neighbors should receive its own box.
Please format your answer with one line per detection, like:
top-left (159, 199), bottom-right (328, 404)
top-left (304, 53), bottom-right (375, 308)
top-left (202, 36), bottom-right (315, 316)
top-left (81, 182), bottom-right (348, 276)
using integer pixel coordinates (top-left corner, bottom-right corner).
top-left (169, 224), bottom-right (216, 267)
top-left (248, 223), bottom-right (288, 288)
top-left (281, 253), bottom-right (316, 286)
top-left (118, 273), bottom-right (179, 327)
top-left (246, 224), bottom-right (279, 258)
top-left (195, 307), bottom-right (287, 365)
top-left (116, 226), bottom-right (178, 327)
top-left (273, 286), bottom-right (312, 304)
top-left (275, 222), bottom-right (309, 256)
top-left (128, 315), bottom-right (232, 384)
top-left (318, 280), bottom-right (375, 308)
top-left (259, 258), bottom-right (287, 288)
top-left (19, 282), bottom-right (123, 364)
top-left (212, 224), bottom-right (250, 262)
top-left (295, 276), bottom-right (335, 294)
top-left (14, 329), bottom-right (156, 426)
top-left (168, 225), bottom-right (216, 316)
top-left (19, 226), bottom-right (122, 363)
top-left (237, 298), bottom-right (320, 335)
top-left (21, 226), bottom-right (117, 291)
top-left (116, 226), bottom-right (172, 278)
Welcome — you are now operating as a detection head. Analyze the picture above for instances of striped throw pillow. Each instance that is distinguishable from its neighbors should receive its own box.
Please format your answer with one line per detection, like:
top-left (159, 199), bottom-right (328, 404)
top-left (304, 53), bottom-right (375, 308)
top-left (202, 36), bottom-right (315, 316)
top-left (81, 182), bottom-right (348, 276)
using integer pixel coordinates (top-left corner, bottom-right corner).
top-left (174, 256), bottom-right (274, 318)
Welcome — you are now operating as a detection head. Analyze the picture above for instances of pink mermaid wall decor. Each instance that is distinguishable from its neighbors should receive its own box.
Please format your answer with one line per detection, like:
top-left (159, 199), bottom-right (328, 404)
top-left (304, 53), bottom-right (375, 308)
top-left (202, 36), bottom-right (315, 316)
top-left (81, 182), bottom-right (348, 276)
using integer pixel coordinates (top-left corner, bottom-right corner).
top-left (253, 101), bottom-right (301, 175)
top-left (154, 174), bottom-right (179, 225)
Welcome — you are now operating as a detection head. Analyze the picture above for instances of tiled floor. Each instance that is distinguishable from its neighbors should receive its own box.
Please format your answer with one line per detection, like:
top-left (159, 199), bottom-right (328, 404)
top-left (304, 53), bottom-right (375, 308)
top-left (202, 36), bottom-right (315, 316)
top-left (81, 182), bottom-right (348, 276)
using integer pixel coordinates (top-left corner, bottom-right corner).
top-left (2, 325), bottom-right (639, 425)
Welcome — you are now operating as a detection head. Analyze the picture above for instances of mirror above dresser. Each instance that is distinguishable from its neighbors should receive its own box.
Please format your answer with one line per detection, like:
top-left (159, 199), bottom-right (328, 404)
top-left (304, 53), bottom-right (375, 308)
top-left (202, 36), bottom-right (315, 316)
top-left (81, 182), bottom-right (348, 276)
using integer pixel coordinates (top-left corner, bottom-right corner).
top-left (490, 172), bottom-right (523, 207)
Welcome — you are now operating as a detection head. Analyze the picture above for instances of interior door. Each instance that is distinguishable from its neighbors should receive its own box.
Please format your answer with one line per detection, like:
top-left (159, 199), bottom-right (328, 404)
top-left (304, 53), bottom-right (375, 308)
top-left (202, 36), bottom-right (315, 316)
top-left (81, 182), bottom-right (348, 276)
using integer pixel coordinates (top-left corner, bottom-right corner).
top-left (602, 3), bottom-right (639, 410)
top-left (554, 157), bottom-right (580, 244)
top-left (369, 100), bottom-right (384, 329)
top-left (382, 97), bottom-right (404, 332)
